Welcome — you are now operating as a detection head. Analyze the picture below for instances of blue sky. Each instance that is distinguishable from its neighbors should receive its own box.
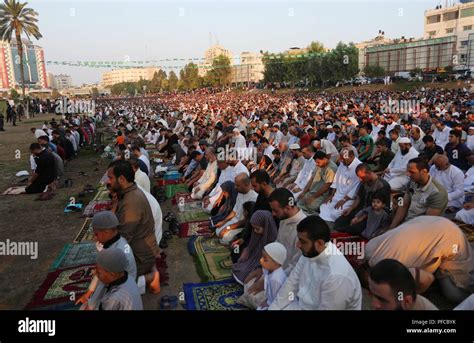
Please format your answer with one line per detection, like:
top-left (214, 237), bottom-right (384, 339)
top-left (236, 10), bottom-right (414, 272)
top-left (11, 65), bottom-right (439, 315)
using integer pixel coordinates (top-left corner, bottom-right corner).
top-left (27, 0), bottom-right (442, 84)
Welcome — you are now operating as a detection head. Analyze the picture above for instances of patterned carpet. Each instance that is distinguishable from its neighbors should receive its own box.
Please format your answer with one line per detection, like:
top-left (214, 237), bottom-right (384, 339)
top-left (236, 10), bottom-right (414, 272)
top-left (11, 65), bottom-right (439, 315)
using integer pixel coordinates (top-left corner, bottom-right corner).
top-left (188, 236), bottom-right (233, 282)
top-left (183, 279), bottom-right (247, 310)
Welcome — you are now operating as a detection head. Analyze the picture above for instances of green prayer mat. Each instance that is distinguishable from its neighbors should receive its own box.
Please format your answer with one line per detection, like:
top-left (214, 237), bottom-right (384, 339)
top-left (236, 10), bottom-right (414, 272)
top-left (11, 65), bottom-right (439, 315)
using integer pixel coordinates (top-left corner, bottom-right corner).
top-left (165, 183), bottom-right (189, 198)
top-left (177, 210), bottom-right (209, 224)
top-left (188, 236), bottom-right (232, 282)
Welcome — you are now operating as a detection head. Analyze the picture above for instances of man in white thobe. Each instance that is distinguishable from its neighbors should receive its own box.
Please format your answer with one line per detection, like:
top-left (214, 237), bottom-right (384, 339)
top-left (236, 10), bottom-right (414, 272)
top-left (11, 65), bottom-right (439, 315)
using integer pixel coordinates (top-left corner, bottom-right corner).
top-left (383, 138), bottom-right (419, 192)
top-left (202, 159), bottom-right (235, 212)
top-left (319, 148), bottom-right (361, 222)
top-left (269, 215), bottom-right (362, 310)
top-left (429, 155), bottom-right (464, 210)
top-left (287, 146), bottom-right (315, 200)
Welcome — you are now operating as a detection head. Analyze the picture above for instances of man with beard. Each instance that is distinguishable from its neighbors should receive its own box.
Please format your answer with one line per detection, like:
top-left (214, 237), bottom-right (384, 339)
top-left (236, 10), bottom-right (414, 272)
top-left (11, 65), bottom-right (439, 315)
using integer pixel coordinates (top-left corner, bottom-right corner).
top-left (382, 137), bottom-right (419, 192)
top-left (269, 215), bottom-right (362, 310)
top-left (107, 160), bottom-right (160, 293)
top-left (390, 157), bottom-right (448, 229)
top-left (369, 259), bottom-right (438, 310)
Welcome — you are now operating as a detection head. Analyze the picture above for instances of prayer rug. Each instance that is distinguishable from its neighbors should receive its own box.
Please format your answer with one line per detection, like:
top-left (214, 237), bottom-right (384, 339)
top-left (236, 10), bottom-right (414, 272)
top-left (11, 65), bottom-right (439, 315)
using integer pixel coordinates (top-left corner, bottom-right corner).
top-left (82, 199), bottom-right (112, 217)
top-left (176, 210), bottom-right (209, 224)
top-left (24, 264), bottom-right (95, 310)
top-left (157, 179), bottom-right (182, 186)
top-left (183, 279), bottom-right (247, 311)
top-left (93, 189), bottom-right (110, 201)
top-left (171, 192), bottom-right (192, 205)
top-left (165, 183), bottom-right (189, 198)
top-left (188, 236), bottom-right (232, 281)
top-left (179, 220), bottom-right (212, 238)
top-left (49, 243), bottom-right (97, 271)
top-left (73, 219), bottom-right (95, 243)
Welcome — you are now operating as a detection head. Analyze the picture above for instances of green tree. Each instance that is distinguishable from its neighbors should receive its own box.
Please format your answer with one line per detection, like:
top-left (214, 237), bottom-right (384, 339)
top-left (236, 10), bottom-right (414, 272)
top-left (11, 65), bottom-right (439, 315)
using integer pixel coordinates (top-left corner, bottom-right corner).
top-left (0, 0), bottom-right (42, 118)
top-left (91, 87), bottom-right (99, 98)
top-left (206, 55), bottom-right (231, 87)
top-left (168, 70), bottom-right (178, 91)
top-left (307, 41), bottom-right (326, 53)
top-left (363, 65), bottom-right (385, 77)
top-left (10, 88), bottom-right (20, 103)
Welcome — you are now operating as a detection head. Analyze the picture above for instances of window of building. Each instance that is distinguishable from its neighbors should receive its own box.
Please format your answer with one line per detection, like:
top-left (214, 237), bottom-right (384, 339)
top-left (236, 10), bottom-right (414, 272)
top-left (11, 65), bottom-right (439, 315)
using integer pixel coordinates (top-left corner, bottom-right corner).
top-left (427, 14), bottom-right (441, 24)
top-left (461, 8), bottom-right (474, 18)
top-left (464, 25), bottom-right (473, 31)
top-left (460, 40), bottom-right (469, 47)
top-left (443, 11), bottom-right (459, 21)
top-left (446, 28), bottom-right (455, 34)
top-left (428, 30), bottom-right (437, 37)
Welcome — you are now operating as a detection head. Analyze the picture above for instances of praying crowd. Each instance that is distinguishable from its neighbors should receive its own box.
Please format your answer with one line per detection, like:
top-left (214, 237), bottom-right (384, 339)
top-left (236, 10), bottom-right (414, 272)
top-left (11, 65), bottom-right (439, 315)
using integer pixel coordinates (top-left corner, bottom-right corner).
top-left (25, 85), bottom-right (474, 310)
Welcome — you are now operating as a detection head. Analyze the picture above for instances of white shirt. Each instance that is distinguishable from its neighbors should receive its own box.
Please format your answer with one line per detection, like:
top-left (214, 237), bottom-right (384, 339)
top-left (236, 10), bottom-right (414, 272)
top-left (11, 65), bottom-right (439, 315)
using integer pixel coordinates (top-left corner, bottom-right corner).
top-left (277, 209), bottom-right (307, 274)
top-left (263, 267), bottom-right (287, 308)
top-left (207, 166), bottom-right (235, 198)
top-left (386, 147), bottom-right (419, 178)
top-left (295, 157), bottom-right (316, 190)
top-left (327, 131), bottom-right (336, 143)
top-left (433, 126), bottom-right (451, 149)
top-left (232, 161), bottom-right (249, 177)
top-left (263, 145), bottom-right (275, 161)
top-left (273, 130), bottom-right (284, 146)
top-left (467, 135), bottom-right (474, 151)
top-left (138, 154), bottom-right (151, 176)
top-left (34, 128), bottom-right (46, 138)
top-left (320, 139), bottom-right (339, 160)
top-left (269, 242), bottom-right (362, 310)
top-left (225, 189), bottom-right (258, 226)
top-left (464, 167), bottom-right (474, 192)
top-left (137, 185), bottom-right (163, 245)
top-left (135, 169), bottom-right (150, 193)
top-left (331, 158), bottom-right (362, 201)
top-left (430, 165), bottom-right (464, 208)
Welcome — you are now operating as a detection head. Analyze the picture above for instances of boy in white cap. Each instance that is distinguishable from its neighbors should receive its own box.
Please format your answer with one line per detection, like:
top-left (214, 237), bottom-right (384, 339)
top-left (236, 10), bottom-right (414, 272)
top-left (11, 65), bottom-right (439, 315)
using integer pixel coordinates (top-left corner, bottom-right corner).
top-left (94, 248), bottom-right (143, 310)
top-left (257, 242), bottom-right (287, 310)
top-left (77, 211), bottom-right (138, 309)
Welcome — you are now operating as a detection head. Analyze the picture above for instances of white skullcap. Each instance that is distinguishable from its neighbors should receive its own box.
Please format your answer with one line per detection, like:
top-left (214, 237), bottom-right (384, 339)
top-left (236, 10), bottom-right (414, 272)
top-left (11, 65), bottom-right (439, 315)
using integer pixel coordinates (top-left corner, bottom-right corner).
top-left (264, 242), bottom-right (287, 266)
top-left (289, 143), bottom-right (301, 150)
top-left (398, 137), bottom-right (411, 144)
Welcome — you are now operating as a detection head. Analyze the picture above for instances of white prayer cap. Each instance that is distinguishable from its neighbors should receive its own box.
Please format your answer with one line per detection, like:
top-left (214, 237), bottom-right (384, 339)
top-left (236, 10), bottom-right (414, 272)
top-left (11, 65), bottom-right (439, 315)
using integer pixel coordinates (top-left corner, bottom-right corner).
top-left (452, 112), bottom-right (460, 117)
top-left (326, 125), bottom-right (333, 129)
top-left (399, 137), bottom-right (411, 144)
top-left (264, 242), bottom-right (287, 266)
top-left (289, 143), bottom-right (301, 150)
top-left (232, 128), bottom-right (240, 133)
top-left (263, 123), bottom-right (269, 127)
top-left (96, 248), bottom-right (127, 273)
top-left (469, 127), bottom-right (474, 131)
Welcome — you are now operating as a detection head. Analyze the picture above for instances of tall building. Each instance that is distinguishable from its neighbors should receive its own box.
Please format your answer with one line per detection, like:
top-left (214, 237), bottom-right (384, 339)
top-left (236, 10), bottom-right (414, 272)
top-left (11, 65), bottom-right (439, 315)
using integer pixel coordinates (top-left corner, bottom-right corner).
top-left (102, 67), bottom-right (160, 87)
top-left (48, 73), bottom-right (73, 90)
top-left (0, 38), bottom-right (48, 90)
top-left (424, 1), bottom-right (474, 65)
top-left (355, 33), bottom-right (393, 72)
top-left (230, 52), bottom-right (264, 84)
top-left (198, 45), bottom-right (233, 77)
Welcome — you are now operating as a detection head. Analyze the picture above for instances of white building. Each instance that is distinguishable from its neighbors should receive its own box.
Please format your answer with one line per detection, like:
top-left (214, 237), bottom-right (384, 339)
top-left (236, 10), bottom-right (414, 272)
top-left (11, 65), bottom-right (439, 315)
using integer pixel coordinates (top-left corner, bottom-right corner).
top-left (102, 67), bottom-right (160, 87)
top-left (230, 52), bottom-right (264, 84)
top-left (424, 1), bottom-right (474, 65)
top-left (198, 45), bottom-right (233, 77)
top-left (48, 73), bottom-right (73, 90)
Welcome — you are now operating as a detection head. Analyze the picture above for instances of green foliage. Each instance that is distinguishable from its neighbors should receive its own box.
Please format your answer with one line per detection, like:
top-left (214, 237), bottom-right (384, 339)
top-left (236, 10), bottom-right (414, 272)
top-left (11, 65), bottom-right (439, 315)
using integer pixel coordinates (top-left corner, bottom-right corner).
top-left (363, 65), bottom-right (385, 78)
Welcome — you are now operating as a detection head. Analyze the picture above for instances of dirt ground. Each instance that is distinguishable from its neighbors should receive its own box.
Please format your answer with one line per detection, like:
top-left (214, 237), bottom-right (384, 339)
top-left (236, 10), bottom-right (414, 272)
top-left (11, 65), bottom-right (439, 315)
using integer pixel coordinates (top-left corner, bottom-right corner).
top-left (0, 113), bottom-right (199, 310)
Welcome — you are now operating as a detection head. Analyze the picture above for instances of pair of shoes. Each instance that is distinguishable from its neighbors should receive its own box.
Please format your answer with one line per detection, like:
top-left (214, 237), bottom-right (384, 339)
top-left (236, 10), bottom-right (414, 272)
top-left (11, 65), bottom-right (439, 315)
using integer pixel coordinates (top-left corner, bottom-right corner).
top-left (63, 179), bottom-right (73, 188)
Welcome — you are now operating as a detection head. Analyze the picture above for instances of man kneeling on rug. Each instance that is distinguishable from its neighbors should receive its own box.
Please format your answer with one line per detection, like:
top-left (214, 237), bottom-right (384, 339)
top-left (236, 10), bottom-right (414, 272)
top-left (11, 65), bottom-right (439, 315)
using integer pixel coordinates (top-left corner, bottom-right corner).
top-left (88, 248), bottom-right (143, 310)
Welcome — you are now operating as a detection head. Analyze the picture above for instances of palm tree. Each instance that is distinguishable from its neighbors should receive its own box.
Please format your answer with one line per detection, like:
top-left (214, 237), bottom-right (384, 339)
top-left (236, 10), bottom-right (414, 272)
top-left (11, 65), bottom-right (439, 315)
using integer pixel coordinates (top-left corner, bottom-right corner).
top-left (0, 0), bottom-right (42, 118)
